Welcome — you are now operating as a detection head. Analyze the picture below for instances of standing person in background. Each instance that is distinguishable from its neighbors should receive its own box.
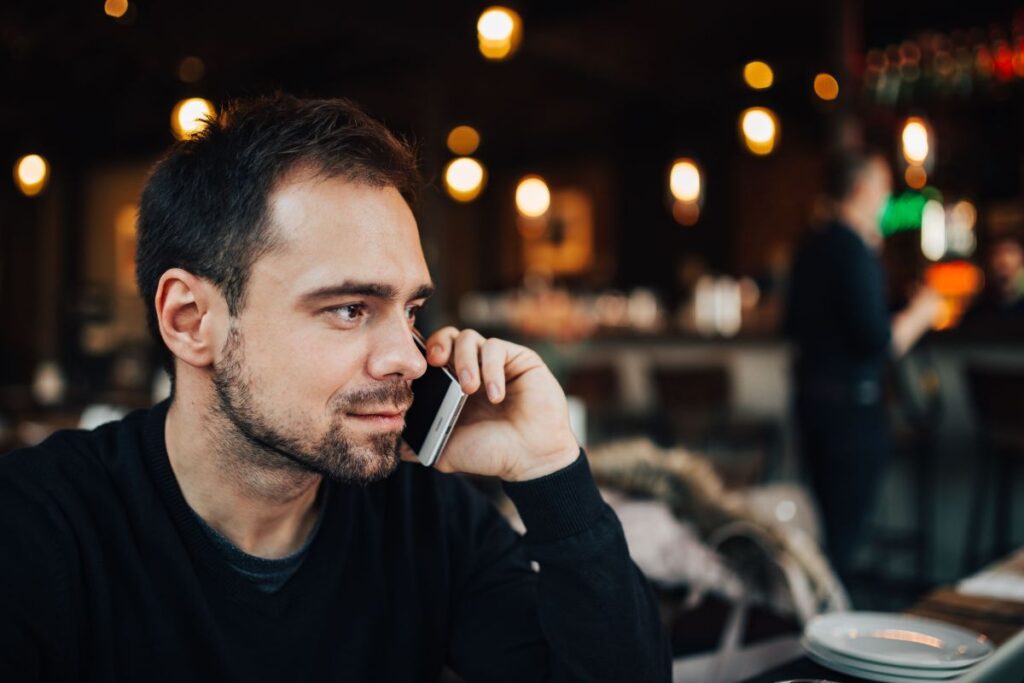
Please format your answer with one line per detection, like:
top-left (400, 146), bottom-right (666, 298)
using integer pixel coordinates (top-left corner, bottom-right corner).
top-left (961, 232), bottom-right (1024, 330)
top-left (785, 150), bottom-right (941, 581)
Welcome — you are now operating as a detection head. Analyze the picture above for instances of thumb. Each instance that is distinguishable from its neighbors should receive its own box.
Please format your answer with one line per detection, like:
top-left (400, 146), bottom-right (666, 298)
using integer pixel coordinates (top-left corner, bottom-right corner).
top-left (399, 441), bottom-right (419, 463)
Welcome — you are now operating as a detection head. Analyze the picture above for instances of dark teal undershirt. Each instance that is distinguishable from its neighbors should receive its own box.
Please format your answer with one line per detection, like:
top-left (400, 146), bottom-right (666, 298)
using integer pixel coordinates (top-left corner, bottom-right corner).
top-left (189, 485), bottom-right (328, 593)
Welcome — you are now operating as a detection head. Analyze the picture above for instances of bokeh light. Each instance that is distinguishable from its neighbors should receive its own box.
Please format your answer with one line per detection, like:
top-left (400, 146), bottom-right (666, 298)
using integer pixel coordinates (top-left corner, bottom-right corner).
top-left (669, 159), bottom-right (702, 202)
top-left (901, 117), bottom-right (931, 165)
top-left (743, 61), bottom-right (774, 90)
top-left (813, 73), bottom-right (839, 100)
top-left (171, 97), bottom-right (215, 141)
top-left (104, 0), bottom-right (128, 18)
top-left (921, 199), bottom-right (947, 261)
top-left (14, 154), bottom-right (50, 197)
top-left (740, 107), bottom-right (779, 155)
top-left (950, 200), bottom-right (977, 231)
top-left (477, 7), bottom-right (522, 61)
top-left (446, 125), bottom-right (481, 155)
top-left (926, 261), bottom-right (983, 330)
top-left (443, 158), bottom-right (486, 202)
top-left (515, 176), bottom-right (551, 217)
top-left (905, 165), bottom-right (928, 189)
top-left (672, 200), bottom-right (700, 226)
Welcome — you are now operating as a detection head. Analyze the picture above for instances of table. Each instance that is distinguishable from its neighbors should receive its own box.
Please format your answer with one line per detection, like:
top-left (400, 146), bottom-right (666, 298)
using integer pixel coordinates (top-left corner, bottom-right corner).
top-left (740, 549), bottom-right (1024, 682)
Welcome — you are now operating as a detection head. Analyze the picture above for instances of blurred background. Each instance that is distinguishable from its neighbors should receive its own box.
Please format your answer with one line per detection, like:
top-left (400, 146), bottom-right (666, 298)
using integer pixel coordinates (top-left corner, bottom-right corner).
top-left (2, 0), bottom-right (1024, 672)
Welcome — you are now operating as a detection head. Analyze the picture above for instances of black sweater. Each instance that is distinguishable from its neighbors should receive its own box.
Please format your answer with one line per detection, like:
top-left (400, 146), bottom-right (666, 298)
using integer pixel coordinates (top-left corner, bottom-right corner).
top-left (785, 221), bottom-right (892, 394)
top-left (0, 401), bottom-right (670, 682)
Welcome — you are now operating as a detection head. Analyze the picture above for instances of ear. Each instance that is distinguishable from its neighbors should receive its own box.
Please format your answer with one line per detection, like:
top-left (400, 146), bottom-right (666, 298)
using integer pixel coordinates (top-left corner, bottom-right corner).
top-left (155, 268), bottom-right (226, 371)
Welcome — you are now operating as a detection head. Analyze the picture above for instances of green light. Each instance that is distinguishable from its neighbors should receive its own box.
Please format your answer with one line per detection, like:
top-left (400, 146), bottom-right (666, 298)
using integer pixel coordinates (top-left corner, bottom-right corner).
top-left (880, 188), bottom-right (944, 236)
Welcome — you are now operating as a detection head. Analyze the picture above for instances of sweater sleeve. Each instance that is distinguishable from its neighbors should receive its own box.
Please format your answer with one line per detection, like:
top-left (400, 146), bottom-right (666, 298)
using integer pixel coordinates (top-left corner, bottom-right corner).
top-left (445, 451), bottom-right (671, 682)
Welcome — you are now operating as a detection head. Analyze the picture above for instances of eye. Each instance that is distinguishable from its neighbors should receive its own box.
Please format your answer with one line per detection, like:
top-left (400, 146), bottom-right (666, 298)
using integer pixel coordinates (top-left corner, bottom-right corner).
top-left (331, 303), bottom-right (367, 324)
top-left (406, 304), bottom-right (423, 323)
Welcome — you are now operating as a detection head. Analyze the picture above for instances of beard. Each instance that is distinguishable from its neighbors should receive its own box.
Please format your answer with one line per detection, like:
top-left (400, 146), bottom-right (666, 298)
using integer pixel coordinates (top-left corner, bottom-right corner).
top-left (211, 326), bottom-right (413, 486)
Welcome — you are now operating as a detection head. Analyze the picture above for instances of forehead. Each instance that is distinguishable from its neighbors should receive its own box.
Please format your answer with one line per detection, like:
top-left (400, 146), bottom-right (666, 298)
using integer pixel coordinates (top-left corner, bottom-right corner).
top-left (993, 240), bottom-right (1023, 259)
top-left (256, 172), bottom-right (430, 296)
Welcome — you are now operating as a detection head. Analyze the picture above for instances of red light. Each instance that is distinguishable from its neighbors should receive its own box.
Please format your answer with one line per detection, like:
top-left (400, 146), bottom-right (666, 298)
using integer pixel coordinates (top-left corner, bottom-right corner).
top-left (994, 44), bottom-right (1015, 80)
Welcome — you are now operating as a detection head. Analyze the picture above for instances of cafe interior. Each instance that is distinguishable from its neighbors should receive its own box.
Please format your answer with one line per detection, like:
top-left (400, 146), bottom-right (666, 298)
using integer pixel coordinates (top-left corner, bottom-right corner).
top-left (2, 1), bottom-right (1023, 681)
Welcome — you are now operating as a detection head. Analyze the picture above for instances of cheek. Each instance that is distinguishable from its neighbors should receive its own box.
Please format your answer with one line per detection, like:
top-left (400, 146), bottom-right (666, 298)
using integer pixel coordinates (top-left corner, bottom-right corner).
top-left (246, 324), bottom-right (368, 405)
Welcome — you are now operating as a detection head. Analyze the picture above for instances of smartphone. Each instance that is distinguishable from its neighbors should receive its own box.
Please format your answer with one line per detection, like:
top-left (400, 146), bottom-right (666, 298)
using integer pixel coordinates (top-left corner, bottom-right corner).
top-left (402, 329), bottom-right (468, 467)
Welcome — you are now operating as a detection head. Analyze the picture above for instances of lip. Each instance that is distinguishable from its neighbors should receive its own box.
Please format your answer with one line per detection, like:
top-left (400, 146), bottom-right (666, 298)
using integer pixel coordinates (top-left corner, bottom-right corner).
top-left (346, 409), bottom-right (407, 431)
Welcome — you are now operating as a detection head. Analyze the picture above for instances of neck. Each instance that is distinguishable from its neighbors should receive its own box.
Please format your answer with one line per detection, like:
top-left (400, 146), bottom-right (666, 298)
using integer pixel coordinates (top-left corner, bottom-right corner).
top-left (837, 201), bottom-right (881, 251)
top-left (1001, 271), bottom-right (1024, 303)
top-left (165, 386), bottom-right (323, 559)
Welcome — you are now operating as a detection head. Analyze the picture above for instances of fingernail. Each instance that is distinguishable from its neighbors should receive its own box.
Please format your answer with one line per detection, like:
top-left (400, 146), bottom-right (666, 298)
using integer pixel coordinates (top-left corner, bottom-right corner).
top-left (430, 345), bottom-right (443, 357)
top-left (487, 382), bottom-right (500, 401)
top-left (460, 369), bottom-right (473, 387)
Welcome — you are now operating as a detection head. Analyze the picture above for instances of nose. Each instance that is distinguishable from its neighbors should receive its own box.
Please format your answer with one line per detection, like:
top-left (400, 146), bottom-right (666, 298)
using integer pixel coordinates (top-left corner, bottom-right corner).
top-left (366, 311), bottom-right (428, 382)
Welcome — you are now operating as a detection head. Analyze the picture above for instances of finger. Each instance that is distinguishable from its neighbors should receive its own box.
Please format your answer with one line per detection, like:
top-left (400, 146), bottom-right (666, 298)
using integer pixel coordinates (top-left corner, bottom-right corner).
top-left (452, 329), bottom-right (486, 393)
top-left (433, 455), bottom-right (455, 474)
top-left (479, 337), bottom-right (507, 403)
top-left (399, 441), bottom-right (418, 463)
top-left (424, 326), bottom-right (460, 366)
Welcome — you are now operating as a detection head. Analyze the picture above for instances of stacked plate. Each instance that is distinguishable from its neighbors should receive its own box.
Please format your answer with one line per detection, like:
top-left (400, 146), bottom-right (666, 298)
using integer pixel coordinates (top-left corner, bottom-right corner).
top-left (802, 612), bottom-right (994, 682)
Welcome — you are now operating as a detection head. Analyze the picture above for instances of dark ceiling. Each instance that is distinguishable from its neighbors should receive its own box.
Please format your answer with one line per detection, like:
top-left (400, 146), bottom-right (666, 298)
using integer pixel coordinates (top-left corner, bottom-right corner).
top-left (2, 1), bottom-right (1018, 171)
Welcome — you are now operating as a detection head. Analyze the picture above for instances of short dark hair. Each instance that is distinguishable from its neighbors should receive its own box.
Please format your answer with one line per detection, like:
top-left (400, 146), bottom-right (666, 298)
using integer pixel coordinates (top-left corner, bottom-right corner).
top-left (990, 232), bottom-right (1023, 251)
top-left (136, 94), bottom-right (421, 377)
top-left (823, 148), bottom-right (887, 201)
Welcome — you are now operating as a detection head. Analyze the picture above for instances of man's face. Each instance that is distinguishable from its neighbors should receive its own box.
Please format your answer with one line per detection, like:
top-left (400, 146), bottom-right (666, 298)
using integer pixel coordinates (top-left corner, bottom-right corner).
top-left (989, 240), bottom-right (1024, 291)
top-left (861, 157), bottom-right (893, 225)
top-left (211, 173), bottom-right (431, 486)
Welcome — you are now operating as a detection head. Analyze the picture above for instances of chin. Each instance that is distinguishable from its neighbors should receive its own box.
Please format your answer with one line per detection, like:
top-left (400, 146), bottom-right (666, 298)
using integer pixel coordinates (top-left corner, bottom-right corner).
top-left (323, 439), bottom-right (401, 486)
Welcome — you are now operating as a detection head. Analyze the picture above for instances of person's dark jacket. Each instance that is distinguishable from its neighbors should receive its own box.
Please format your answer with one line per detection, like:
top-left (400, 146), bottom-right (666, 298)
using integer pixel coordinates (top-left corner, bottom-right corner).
top-left (0, 400), bottom-right (670, 682)
top-left (785, 220), bottom-right (892, 401)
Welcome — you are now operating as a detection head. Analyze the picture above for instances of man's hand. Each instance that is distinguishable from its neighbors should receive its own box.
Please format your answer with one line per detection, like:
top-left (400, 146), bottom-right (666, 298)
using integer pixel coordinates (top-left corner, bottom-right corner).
top-left (400, 327), bottom-right (579, 482)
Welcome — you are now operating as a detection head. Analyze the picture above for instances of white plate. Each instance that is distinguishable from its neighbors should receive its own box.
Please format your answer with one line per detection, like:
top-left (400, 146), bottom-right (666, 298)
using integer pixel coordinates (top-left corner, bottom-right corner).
top-left (804, 644), bottom-right (965, 682)
top-left (802, 637), bottom-right (972, 680)
top-left (805, 612), bottom-right (994, 669)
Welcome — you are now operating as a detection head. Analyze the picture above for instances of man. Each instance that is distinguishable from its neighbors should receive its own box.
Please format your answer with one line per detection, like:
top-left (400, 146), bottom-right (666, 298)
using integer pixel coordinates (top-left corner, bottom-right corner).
top-left (785, 150), bottom-right (940, 578)
top-left (0, 95), bottom-right (670, 681)
top-left (961, 232), bottom-right (1024, 329)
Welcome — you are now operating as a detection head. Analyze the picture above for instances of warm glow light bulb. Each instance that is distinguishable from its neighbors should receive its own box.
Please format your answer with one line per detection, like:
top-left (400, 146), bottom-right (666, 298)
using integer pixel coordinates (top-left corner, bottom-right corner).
top-left (171, 98), bottom-right (215, 141)
top-left (743, 61), bottom-right (774, 89)
top-left (902, 118), bottom-right (931, 164)
top-left (669, 159), bottom-right (701, 202)
top-left (742, 110), bottom-right (774, 143)
top-left (17, 155), bottom-right (47, 186)
top-left (104, 0), bottom-right (128, 18)
top-left (905, 165), bottom-right (927, 189)
top-left (477, 7), bottom-right (522, 60)
top-left (446, 126), bottom-right (481, 155)
top-left (814, 73), bottom-right (840, 100)
top-left (14, 154), bottom-right (50, 197)
top-left (444, 158), bottom-right (486, 202)
top-left (478, 8), bottom-right (515, 41)
top-left (740, 107), bottom-right (779, 155)
top-left (516, 176), bottom-right (550, 217)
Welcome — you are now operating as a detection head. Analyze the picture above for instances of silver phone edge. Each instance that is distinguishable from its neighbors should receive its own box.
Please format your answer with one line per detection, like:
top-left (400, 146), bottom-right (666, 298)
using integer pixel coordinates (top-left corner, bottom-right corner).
top-left (415, 382), bottom-right (468, 467)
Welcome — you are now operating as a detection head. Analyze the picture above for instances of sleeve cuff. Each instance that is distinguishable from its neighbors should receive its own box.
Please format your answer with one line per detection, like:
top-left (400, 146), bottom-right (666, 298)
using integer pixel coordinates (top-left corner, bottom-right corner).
top-left (500, 449), bottom-right (607, 544)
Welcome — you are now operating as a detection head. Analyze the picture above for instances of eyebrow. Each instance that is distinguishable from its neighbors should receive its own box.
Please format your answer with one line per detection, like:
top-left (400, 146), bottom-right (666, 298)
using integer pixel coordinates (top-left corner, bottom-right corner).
top-left (299, 280), bottom-right (435, 305)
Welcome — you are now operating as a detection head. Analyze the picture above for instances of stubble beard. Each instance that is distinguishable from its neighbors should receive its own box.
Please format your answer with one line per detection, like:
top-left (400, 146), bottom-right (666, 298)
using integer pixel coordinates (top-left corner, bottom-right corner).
top-left (211, 326), bottom-right (412, 488)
